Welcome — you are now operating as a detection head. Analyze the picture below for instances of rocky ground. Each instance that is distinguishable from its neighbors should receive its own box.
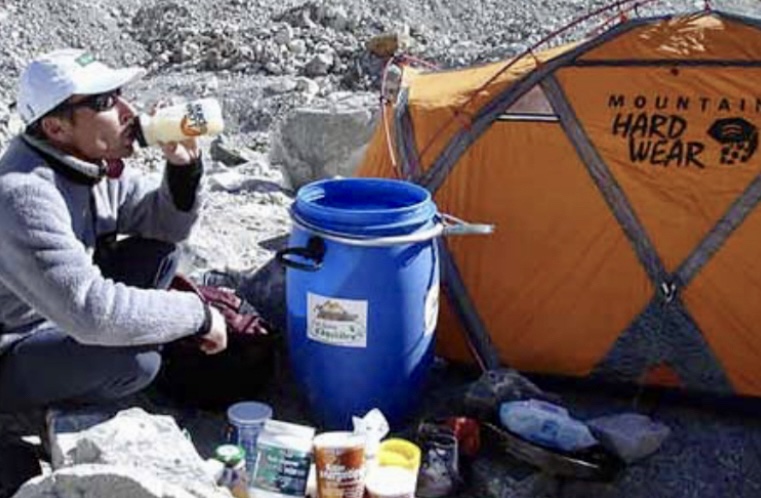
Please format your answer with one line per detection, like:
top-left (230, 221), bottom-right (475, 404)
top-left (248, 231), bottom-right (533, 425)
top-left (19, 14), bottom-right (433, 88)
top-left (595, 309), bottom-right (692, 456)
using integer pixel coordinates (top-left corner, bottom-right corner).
top-left (3, 0), bottom-right (761, 496)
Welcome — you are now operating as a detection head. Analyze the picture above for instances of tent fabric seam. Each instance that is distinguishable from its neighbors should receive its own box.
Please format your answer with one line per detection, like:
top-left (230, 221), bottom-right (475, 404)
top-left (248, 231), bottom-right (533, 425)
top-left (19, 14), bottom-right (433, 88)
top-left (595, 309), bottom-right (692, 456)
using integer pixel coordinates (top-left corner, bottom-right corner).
top-left (675, 174), bottom-right (761, 286)
top-left (394, 88), bottom-right (421, 180)
top-left (572, 60), bottom-right (761, 67)
top-left (540, 74), bottom-right (669, 287)
top-left (438, 238), bottom-right (501, 371)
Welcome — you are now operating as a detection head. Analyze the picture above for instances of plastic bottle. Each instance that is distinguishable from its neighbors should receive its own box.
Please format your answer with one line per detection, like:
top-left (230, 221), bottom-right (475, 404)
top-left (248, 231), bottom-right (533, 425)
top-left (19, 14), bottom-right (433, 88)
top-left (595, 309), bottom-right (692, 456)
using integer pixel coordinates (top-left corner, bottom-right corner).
top-left (499, 399), bottom-right (597, 452)
top-left (135, 97), bottom-right (224, 147)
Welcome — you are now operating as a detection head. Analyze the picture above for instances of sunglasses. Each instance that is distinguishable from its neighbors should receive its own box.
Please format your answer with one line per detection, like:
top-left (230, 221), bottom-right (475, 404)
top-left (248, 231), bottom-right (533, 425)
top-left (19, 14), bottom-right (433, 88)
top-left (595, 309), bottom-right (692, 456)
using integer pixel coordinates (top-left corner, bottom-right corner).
top-left (57, 88), bottom-right (122, 114)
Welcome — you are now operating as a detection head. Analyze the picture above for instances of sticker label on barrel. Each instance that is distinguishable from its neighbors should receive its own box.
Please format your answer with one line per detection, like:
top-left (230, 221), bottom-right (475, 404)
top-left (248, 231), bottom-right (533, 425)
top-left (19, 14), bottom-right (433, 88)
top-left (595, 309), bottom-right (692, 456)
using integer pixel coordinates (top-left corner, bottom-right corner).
top-left (308, 293), bottom-right (368, 348)
top-left (424, 284), bottom-right (439, 336)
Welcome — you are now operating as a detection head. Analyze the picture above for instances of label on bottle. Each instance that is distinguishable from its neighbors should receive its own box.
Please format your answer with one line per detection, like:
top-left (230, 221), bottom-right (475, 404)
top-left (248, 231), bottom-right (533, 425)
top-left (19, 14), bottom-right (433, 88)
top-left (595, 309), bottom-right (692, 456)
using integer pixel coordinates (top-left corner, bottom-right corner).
top-left (314, 442), bottom-right (366, 498)
top-left (179, 101), bottom-right (209, 137)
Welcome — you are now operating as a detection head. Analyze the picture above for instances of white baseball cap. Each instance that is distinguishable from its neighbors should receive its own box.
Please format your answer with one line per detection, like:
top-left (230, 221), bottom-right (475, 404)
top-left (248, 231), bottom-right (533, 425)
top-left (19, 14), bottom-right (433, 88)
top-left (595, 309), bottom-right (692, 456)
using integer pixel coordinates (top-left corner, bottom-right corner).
top-left (17, 48), bottom-right (146, 125)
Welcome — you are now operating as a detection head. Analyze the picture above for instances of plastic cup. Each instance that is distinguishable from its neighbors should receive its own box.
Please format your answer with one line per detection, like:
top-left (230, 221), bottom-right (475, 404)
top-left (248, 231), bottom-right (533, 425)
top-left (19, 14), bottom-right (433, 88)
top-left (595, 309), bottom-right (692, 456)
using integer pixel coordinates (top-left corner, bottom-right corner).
top-left (226, 401), bottom-right (273, 473)
top-left (313, 431), bottom-right (366, 498)
top-left (365, 465), bottom-right (417, 498)
top-left (377, 438), bottom-right (421, 472)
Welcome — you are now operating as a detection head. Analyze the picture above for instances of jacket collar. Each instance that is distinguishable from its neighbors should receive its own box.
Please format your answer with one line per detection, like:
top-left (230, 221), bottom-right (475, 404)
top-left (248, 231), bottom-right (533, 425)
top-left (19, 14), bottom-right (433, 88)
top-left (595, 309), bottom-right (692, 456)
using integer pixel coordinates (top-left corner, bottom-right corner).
top-left (20, 133), bottom-right (108, 185)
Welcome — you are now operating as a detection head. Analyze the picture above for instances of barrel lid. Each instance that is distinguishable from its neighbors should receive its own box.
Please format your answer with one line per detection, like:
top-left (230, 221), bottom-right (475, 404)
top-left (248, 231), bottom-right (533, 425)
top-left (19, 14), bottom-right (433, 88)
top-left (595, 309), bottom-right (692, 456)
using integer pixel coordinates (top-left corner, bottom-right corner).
top-left (293, 178), bottom-right (436, 238)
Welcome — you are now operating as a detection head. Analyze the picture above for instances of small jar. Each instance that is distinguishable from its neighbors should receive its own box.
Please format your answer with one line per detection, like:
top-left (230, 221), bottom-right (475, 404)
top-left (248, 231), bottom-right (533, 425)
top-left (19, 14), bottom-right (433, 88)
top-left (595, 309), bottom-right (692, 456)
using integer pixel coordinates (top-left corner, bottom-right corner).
top-left (214, 444), bottom-right (249, 498)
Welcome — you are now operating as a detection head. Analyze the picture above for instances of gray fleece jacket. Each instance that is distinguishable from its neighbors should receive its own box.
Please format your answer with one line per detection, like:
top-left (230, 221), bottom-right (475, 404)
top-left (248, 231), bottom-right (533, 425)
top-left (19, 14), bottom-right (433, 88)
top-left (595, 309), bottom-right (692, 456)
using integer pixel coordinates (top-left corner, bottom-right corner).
top-left (0, 135), bottom-right (209, 354)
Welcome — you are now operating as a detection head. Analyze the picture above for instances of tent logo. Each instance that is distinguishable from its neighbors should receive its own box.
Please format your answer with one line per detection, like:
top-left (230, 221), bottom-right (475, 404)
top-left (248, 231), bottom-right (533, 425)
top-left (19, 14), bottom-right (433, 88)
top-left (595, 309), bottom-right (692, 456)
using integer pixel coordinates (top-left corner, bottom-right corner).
top-left (611, 112), bottom-right (706, 168)
top-left (707, 118), bottom-right (758, 165)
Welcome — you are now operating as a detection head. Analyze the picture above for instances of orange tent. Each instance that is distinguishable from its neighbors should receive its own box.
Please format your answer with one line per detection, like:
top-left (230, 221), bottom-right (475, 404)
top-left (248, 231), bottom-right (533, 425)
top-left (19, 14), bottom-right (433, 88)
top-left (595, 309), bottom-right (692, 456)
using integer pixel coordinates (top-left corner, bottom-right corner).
top-left (357, 9), bottom-right (761, 397)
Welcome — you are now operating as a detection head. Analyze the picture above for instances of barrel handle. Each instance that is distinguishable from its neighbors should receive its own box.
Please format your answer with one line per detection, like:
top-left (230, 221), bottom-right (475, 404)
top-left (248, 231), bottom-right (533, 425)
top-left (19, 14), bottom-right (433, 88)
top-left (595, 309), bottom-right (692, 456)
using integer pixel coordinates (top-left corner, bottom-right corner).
top-left (290, 213), bottom-right (494, 247)
top-left (276, 236), bottom-right (326, 271)
top-left (440, 213), bottom-right (495, 236)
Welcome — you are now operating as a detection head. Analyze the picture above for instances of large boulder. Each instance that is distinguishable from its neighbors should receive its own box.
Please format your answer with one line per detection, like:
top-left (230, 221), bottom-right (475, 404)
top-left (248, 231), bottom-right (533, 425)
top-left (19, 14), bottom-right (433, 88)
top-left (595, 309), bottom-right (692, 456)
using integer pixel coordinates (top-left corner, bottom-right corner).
top-left (45, 408), bottom-right (229, 498)
top-left (269, 92), bottom-right (380, 191)
top-left (13, 464), bottom-right (204, 498)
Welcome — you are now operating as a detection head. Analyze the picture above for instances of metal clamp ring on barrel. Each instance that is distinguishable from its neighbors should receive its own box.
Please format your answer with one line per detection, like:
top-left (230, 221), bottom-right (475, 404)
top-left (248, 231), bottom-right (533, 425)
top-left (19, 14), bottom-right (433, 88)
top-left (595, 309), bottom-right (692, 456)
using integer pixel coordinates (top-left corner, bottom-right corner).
top-left (290, 212), bottom-right (445, 247)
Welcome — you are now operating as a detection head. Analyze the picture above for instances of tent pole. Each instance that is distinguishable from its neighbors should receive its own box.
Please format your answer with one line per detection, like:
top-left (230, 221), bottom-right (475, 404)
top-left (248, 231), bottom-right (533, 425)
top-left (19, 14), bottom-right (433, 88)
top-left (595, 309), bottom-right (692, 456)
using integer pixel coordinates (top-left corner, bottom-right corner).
top-left (438, 239), bottom-right (501, 372)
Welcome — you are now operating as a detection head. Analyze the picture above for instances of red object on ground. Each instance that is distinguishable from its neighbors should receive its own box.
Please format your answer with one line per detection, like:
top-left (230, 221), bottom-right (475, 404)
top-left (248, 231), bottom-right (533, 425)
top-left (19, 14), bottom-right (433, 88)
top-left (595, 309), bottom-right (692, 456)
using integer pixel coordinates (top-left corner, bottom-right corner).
top-left (444, 417), bottom-right (481, 457)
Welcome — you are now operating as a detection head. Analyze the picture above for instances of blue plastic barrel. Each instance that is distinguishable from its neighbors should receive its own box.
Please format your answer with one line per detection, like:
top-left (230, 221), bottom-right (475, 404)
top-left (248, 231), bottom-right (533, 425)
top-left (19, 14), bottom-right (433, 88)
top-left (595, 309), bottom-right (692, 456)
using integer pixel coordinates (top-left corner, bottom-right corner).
top-left (278, 178), bottom-right (440, 429)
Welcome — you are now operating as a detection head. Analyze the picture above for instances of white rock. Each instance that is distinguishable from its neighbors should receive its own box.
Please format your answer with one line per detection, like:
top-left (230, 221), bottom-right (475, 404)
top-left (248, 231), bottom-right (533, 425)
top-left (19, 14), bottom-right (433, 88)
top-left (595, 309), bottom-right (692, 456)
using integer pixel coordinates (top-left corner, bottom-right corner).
top-left (274, 24), bottom-right (293, 45)
top-left (295, 77), bottom-right (320, 102)
top-left (253, 42), bottom-right (265, 61)
top-left (326, 6), bottom-right (350, 30)
top-left (587, 413), bottom-right (671, 463)
top-left (265, 77), bottom-right (299, 95)
top-left (180, 41), bottom-right (201, 61)
top-left (207, 170), bottom-right (256, 192)
top-left (270, 92), bottom-right (379, 191)
top-left (202, 75), bottom-right (220, 96)
top-left (264, 62), bottom-right (282, 75)
top-left (59, 408), bottom-right (224, 497)
top-left (304, 53), bottom-right (333, 77)
top-left (13, 464), bottom-right (229, 498)
top-left (288, 38), bottom-right (307, 55)
top-left (313, 4), bottom-right (328, 23)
